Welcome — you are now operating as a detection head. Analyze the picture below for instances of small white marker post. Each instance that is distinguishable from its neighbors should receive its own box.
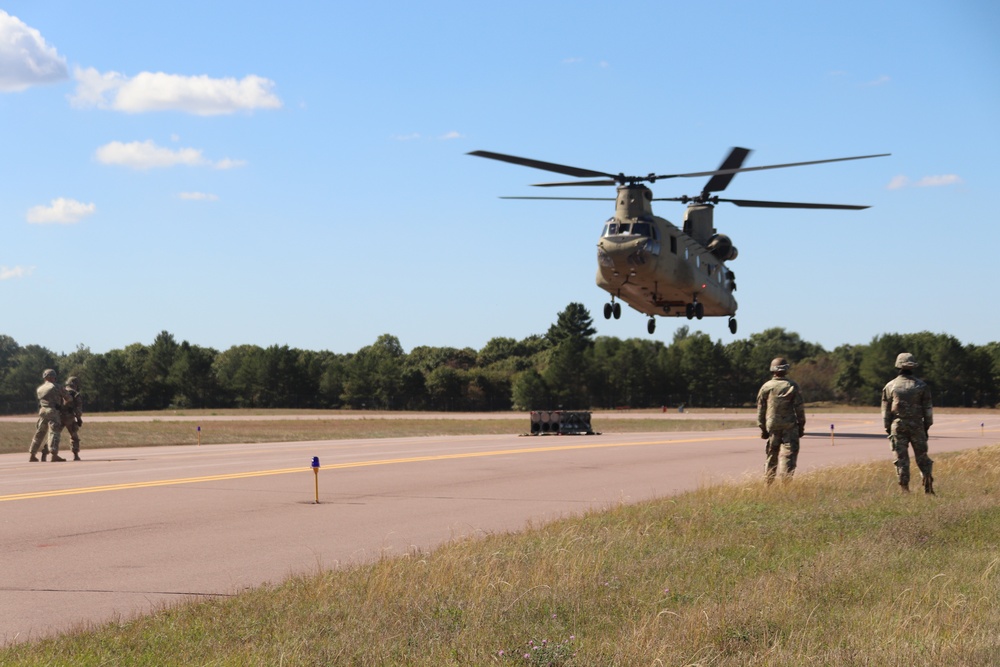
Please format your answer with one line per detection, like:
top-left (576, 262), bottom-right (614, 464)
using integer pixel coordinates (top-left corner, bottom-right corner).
top-left (830, 423), bottom-right (835, 447)
top-left (311, 456), bottom-right (320, 504)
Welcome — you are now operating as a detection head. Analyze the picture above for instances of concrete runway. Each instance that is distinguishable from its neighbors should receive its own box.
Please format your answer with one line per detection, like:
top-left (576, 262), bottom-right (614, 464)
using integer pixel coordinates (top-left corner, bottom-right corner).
top-left (1, 412), bottom-right (996, 645)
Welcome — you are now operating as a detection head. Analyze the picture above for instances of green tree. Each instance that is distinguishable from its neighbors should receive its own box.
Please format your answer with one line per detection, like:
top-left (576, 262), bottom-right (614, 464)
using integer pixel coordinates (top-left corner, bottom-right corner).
top-left (511, 369), bottom-right (550, 411)
top-left (425, 365), bottom-right (465, 410)
top-left (342, 334), bottom-right (405, 409)
top-left (167, 342), bottom-right (219, 408)
top-left (1, 344), bottom-right (58, 413)
top-left (145, 331), bottom-right (180, 408)
top-left (546, 302), bottom-right (597, 346)
top-left (213, 344), bottom-right (266, 407)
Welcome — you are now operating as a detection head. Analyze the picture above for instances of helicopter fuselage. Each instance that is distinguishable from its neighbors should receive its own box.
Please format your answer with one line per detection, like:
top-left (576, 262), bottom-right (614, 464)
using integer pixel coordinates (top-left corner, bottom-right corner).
top-left (595, 184), bottom-right (737, 320)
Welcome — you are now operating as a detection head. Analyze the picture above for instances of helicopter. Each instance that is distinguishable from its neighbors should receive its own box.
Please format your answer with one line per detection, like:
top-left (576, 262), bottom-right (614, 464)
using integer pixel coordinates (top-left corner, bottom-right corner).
top-left (469, 147), bottom-right (889, 335)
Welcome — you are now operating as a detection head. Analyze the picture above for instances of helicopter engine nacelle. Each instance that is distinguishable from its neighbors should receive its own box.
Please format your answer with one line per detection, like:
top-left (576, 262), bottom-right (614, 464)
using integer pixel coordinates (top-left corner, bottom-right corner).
top-left (707, 234), bottom-right (738, 261)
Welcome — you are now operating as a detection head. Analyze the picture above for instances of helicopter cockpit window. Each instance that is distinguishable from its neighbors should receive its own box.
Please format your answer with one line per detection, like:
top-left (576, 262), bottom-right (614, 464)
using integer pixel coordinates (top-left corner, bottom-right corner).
top-left (670, 236), bottom-right (677, 254)
top-left (631, 222), bottom-right (651, 238)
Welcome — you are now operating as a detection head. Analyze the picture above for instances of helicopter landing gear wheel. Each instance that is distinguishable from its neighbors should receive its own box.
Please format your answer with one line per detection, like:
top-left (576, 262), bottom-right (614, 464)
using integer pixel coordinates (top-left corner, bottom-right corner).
top-left (685, 303), bottom-right (695, 320)
top-left (695, 302), bottom-right (704, 320)
top-left (603, 303), bottom-right (613, 320)
top-left (647, 318), bottom-right (656, 334)
top-left (612, 301), bottom-right (621, 319)
top-left (728, 317), bottom-right (738, 334)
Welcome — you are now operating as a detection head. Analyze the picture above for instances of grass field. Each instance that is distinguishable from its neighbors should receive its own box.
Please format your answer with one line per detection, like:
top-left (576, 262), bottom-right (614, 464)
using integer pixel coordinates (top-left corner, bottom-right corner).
top-left (0, 414), bottom-right (755, 456)
top-left (2, 432), bottom-right (998, 664)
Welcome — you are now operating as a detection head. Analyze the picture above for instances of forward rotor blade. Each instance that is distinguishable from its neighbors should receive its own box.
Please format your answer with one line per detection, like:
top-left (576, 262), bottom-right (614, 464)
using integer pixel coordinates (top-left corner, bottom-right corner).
top-left (702, 147), bottom-right (751, 194)
top-left (468, 150), bottom-right (614, 179)
top-left (722, 198), bottom-right (870, 210)
top-left (500, 196), bottom-right (616, 201)
top-left (531, 179), bottom-right (619, 187)
top-left (653, 153), bottom-right (890, 182)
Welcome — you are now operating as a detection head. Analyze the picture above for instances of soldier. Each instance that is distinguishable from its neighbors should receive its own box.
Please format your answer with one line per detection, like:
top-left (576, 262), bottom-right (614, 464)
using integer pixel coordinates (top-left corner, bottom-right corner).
top-left (756, 357), bottom-right (806, 484)
top-left (882, 352), bottom-right (934, 494)
top-left (28, 369), bottom-right (69, 463)
top-left (61, 376), bottom-right (84, 461)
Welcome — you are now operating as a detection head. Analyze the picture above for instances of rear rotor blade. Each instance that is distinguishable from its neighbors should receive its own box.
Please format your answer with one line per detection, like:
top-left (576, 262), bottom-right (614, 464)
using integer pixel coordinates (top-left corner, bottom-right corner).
top-left (654, 153), bottom-right (890, 182)
top-left (722, 198), bottom-right (871, 210)
top-left (468, 150), bottom-right (615, 179)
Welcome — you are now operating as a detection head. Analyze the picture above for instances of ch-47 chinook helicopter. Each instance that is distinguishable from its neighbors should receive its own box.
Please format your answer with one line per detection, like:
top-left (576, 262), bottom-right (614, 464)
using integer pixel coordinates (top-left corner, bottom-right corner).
top-left (469, 147), bottom-right (888, 335)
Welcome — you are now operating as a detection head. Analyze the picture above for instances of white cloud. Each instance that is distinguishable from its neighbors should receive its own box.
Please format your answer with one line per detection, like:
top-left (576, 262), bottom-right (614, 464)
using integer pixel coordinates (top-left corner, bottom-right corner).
top-left (887, 175), bottom-right (909, 190)
top-left (213, 158), bottom-right (247, 170)
top-left (439, 131), bottom-right (462, 140)
top-left (1, 265), bottom-right (34, 280)
top-left (178, 192), bottom-right (219, 201)
top-left (26, 198), bottom-right (96, 224)
top-left (96, 140), bottom-right (206, 169)
top-left (887, 174), bottom-right (962, 190)
top-left (95, 140), bottom-right (243, 170)
top-left (864, 75), bottom-right (891, 86)
top-left (915, 174), bottom-right (962, 187)
top-left (71, 67), bottom-right (282, 115)
top-left (0, 10), bottom-right (69, 92)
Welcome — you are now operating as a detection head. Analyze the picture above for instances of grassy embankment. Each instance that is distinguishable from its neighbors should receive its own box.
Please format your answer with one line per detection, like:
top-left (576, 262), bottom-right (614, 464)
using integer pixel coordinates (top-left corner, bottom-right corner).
top-left (0, 411), bottom-right (755, 455)
top-left (3, 442), bottom-right (999, 665)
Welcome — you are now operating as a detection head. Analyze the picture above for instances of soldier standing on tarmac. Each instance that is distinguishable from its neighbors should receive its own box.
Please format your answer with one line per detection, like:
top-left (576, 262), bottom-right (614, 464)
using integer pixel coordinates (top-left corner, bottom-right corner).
top-left (28, 369), bottom-right (69, 462)
top-left (756, 357), bottom-right (806, 484)
top-left (61, 376), bottom-right (84, 461)
top-left (881, 353), bottom-right (935, 494)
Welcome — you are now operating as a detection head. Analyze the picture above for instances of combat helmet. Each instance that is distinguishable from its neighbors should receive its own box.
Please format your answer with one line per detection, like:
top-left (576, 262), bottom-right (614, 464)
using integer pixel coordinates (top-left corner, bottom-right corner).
top-left (895, 353), bottom-right (919, 369)
top-left (67, 376), bottom-right (80, 389)
top-left (42, 368), bottom-right (57, 381)
top-left (769, 357), bottom-right (790, 374)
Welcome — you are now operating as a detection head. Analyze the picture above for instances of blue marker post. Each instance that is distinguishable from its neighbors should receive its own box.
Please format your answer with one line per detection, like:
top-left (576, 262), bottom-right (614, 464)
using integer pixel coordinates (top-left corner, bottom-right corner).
top-left (311, 456), bottom-right (320, 504)
top-left (830, 423), bottom-right (835, 447)
top-left (197, 425), bottom-right (201, 446)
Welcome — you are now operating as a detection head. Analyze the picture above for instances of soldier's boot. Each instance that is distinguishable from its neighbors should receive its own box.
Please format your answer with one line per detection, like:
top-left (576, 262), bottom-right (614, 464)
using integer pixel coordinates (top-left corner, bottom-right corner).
top-left (40, 451), bottom-right (48, 462)
top-left (73, 452), bottom-right (81, 461)
top-left (50, 453), bottom-right (66, 462)
top-left (923, 474), bottom-right (935, 495)
top-left (29, 454), bottom-right (39, 462)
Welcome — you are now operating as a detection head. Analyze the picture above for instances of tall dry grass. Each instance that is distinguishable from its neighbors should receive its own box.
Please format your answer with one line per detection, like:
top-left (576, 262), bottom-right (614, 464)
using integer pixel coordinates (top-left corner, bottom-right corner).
top-left (3, 446), bottom-right (998, 665)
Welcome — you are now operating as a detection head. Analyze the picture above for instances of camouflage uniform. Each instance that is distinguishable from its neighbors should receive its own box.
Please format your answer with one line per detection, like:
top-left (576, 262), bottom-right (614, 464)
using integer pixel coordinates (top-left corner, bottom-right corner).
top-left (60, 377), bottom-right (84, 460)
top-left (756, 357), bottom-right (806, 484)
top-left (29, 369), bottom-right (70, 462)
top-left (881, 353), bottom-right (934, 493)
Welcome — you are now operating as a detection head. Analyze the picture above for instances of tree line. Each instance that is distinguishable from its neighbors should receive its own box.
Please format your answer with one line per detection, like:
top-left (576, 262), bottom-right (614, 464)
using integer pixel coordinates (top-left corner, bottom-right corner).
top-left (2, 303), bottom-right (998, 414)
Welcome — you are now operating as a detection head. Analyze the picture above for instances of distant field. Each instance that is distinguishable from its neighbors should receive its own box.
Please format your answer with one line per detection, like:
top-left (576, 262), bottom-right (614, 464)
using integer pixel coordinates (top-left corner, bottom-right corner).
top-left (0, 413), bottom-right (756, 456)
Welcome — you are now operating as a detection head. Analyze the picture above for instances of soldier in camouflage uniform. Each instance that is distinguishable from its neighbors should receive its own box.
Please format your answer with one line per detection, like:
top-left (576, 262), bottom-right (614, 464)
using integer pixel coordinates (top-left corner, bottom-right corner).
top-left (60, 376), bottom-right (84, 461)
top-left (756, 357), bottom-right (806, 484)
top-left (28, 369), bottom-right (69, 462)
top-left (881, 352), bottom-right (934, 494)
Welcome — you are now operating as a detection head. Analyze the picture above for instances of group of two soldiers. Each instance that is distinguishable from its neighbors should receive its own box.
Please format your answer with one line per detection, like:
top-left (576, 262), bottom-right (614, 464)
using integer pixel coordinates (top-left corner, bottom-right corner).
top-left (756, 352), bottom-right (934, 494)
top-left (28, 368), bottom-right (84, 462)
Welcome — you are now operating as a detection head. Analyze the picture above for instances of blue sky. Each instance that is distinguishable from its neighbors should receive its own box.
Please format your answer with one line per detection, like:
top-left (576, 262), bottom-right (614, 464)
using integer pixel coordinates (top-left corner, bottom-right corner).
top-left (2, 1), bottom-right (998, 356)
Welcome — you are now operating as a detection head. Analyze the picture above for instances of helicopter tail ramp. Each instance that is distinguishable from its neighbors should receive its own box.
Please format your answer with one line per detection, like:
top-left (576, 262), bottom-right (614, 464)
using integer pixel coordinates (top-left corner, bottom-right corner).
top-left (529, 410), bottom-right (595, 435)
